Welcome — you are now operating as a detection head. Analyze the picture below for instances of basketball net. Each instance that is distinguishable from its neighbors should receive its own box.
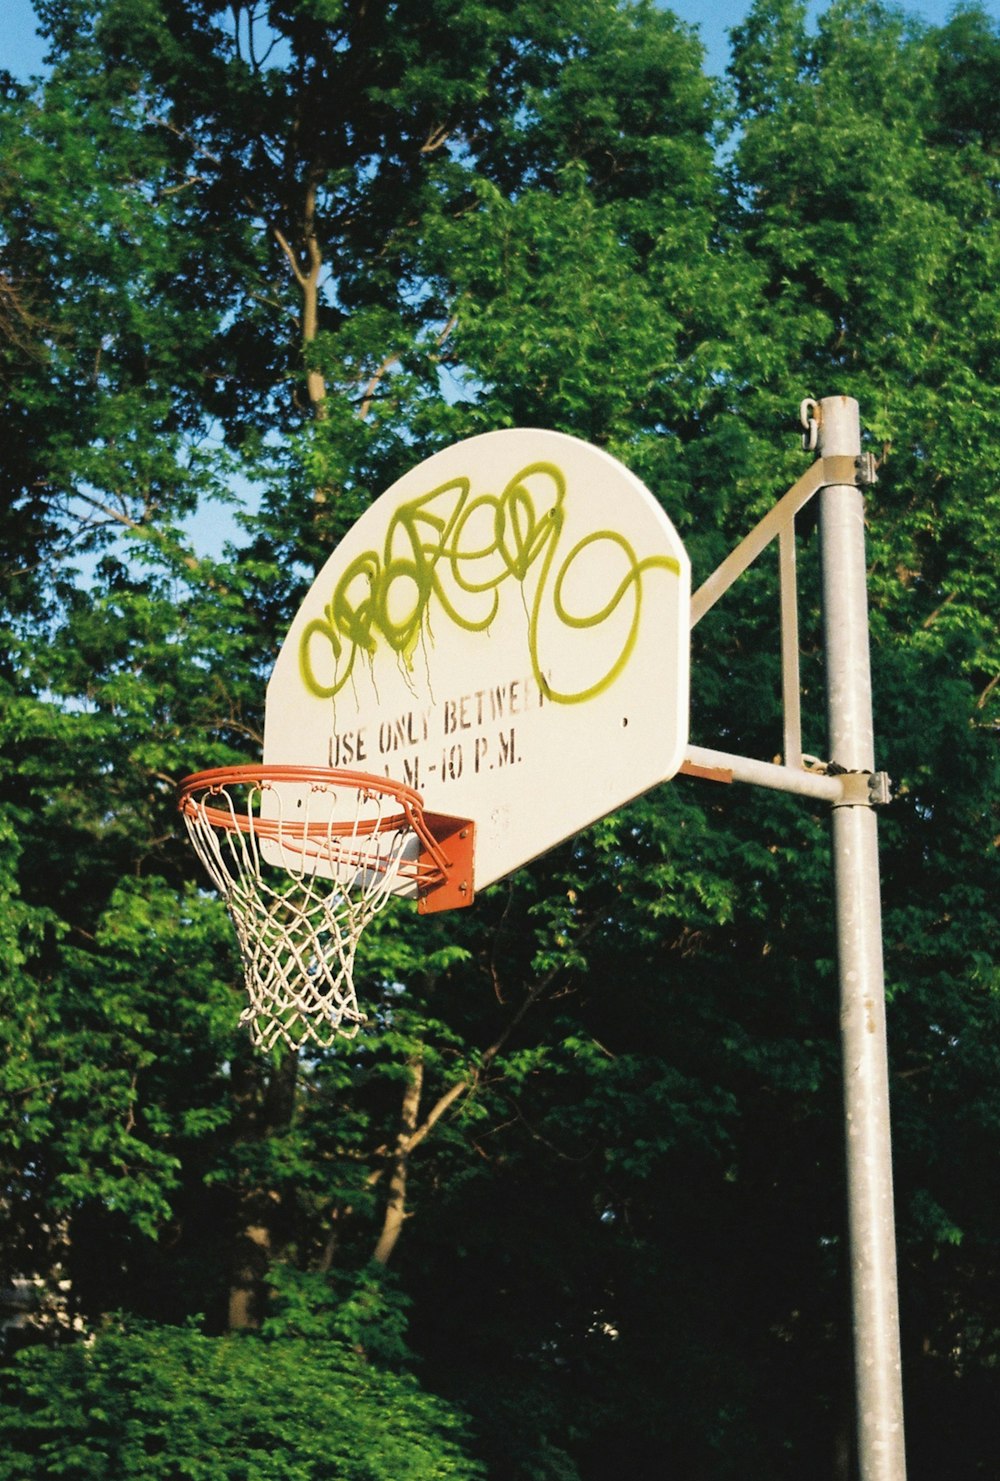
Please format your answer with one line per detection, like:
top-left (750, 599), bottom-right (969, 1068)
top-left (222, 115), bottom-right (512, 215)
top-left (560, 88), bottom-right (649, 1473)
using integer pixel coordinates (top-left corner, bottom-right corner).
top-left (179, 771), bottom-right (412, 1050)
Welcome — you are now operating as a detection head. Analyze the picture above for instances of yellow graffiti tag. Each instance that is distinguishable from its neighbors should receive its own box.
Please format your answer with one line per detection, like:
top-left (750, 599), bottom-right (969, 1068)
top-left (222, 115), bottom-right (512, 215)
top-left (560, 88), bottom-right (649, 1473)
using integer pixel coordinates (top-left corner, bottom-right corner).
top-left (299, 462), bottom-right (680, 705)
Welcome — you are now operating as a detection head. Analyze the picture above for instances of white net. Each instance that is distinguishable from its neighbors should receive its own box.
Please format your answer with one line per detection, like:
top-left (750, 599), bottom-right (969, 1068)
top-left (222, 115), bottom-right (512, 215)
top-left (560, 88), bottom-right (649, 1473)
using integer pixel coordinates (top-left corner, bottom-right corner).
top-left (181, 775), bottom-right (411, 1051)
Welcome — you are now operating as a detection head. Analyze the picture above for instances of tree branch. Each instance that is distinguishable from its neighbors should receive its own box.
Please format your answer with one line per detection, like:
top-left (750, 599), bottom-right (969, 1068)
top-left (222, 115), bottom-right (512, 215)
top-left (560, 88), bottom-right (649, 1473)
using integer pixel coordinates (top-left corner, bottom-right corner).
top-left (921, 590), bottom-right (956, 629)
top-left (404, 1074), bottom-right (468, 1157)
top-left (368, 916), bottom-right (598, 1263)
top-left (69, 490), bottom-right (228, 585)
top-left (420, 124), bottom-right (451, 154)
top-left (976, 673), bottom-right (998, 710)
top-left (405, 919), bottom-right (600, 1155)
top-left (272, 224), bottom-right (309, 290)
top-left (357, 315), bottom-right (456, 420)
top-left (358, 351), bottom-right (401, 420)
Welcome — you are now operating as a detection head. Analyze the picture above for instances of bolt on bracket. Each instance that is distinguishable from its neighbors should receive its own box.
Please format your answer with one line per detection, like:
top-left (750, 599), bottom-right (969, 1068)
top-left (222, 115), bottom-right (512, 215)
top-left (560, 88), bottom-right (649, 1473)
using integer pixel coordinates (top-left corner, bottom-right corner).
top-left (855, 452), bottom-right (879, 487)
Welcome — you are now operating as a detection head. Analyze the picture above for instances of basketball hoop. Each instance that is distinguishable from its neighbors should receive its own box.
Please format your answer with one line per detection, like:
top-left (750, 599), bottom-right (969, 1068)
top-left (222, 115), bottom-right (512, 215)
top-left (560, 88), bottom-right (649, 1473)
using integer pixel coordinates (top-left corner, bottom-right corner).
top-left (177, 766), bottom-right (474, 1051)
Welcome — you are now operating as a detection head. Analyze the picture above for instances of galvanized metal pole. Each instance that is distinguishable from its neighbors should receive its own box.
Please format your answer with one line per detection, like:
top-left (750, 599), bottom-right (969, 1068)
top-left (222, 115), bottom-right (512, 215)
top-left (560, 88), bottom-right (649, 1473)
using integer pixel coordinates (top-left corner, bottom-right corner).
top-left (817, 396), bottom-right (907, 1481)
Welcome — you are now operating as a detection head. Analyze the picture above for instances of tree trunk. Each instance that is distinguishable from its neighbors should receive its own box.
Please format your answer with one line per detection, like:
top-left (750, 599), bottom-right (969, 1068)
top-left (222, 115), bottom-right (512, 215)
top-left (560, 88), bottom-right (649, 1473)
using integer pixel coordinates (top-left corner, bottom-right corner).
top-left (299, 179), bottom-right (327, 416)
top-left (228, 1217), bottom-right (273, 1331)
top-left (372, 1055), bottom-right (424, 1267)
top-left (274, 177), bottom-right (327, 418)
top-left (226, 1048), bottom-right (299, 1330)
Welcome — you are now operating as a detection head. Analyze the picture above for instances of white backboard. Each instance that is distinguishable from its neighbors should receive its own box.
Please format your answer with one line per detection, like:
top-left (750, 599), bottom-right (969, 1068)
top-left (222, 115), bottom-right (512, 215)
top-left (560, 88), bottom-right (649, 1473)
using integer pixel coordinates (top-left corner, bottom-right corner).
top-left (264, 429), bottom-right (689, 894)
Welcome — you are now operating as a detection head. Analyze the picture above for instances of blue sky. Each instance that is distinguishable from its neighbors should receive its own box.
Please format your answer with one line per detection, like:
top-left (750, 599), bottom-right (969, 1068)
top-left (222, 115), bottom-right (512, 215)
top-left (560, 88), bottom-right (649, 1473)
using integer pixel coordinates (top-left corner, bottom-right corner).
top-left (4, 0), bottom-right (999, 84)
top-left (671, 0), bottom-right (1000, 71)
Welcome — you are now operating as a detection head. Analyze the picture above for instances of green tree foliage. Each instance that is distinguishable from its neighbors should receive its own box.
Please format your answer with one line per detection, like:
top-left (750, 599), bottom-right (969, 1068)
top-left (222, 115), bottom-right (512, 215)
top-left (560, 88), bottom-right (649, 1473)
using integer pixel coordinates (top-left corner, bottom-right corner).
top-left (0, 1318), bottom-right (483, 1479)
top-left (1, 2), bottom-right (998, 1478)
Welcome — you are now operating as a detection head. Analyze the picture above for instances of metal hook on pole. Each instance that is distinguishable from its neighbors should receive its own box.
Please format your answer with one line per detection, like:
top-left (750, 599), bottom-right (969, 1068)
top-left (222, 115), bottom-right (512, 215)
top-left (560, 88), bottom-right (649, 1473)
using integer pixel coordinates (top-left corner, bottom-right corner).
top-left (799, 397), bottom-right (820, 452)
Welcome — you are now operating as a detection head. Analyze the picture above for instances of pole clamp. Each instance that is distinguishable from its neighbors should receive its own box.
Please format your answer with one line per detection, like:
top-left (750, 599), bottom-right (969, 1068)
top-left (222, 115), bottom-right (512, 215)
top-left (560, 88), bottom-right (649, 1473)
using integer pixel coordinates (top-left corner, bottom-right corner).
top-left (827, 767), bottom-right (893, 807)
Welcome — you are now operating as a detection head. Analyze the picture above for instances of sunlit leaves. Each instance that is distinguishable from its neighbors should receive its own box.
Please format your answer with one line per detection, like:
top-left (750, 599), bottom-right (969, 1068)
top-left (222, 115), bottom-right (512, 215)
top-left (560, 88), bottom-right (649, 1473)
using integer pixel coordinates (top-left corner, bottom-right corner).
top-left (0, 1317), bottom-right (485, 1479)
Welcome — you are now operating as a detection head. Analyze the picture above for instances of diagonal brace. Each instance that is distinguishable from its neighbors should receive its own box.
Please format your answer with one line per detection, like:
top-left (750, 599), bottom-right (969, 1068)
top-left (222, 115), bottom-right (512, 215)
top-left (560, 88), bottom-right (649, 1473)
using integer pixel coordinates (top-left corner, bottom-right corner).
top-left (690, 455), bottom-right (856, 627)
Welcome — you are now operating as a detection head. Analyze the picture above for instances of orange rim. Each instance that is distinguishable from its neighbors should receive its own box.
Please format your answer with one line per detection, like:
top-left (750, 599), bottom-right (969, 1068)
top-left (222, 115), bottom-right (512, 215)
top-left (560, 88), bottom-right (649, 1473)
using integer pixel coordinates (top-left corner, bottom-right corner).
top-left (177, 764), bottom-right (457, 889)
